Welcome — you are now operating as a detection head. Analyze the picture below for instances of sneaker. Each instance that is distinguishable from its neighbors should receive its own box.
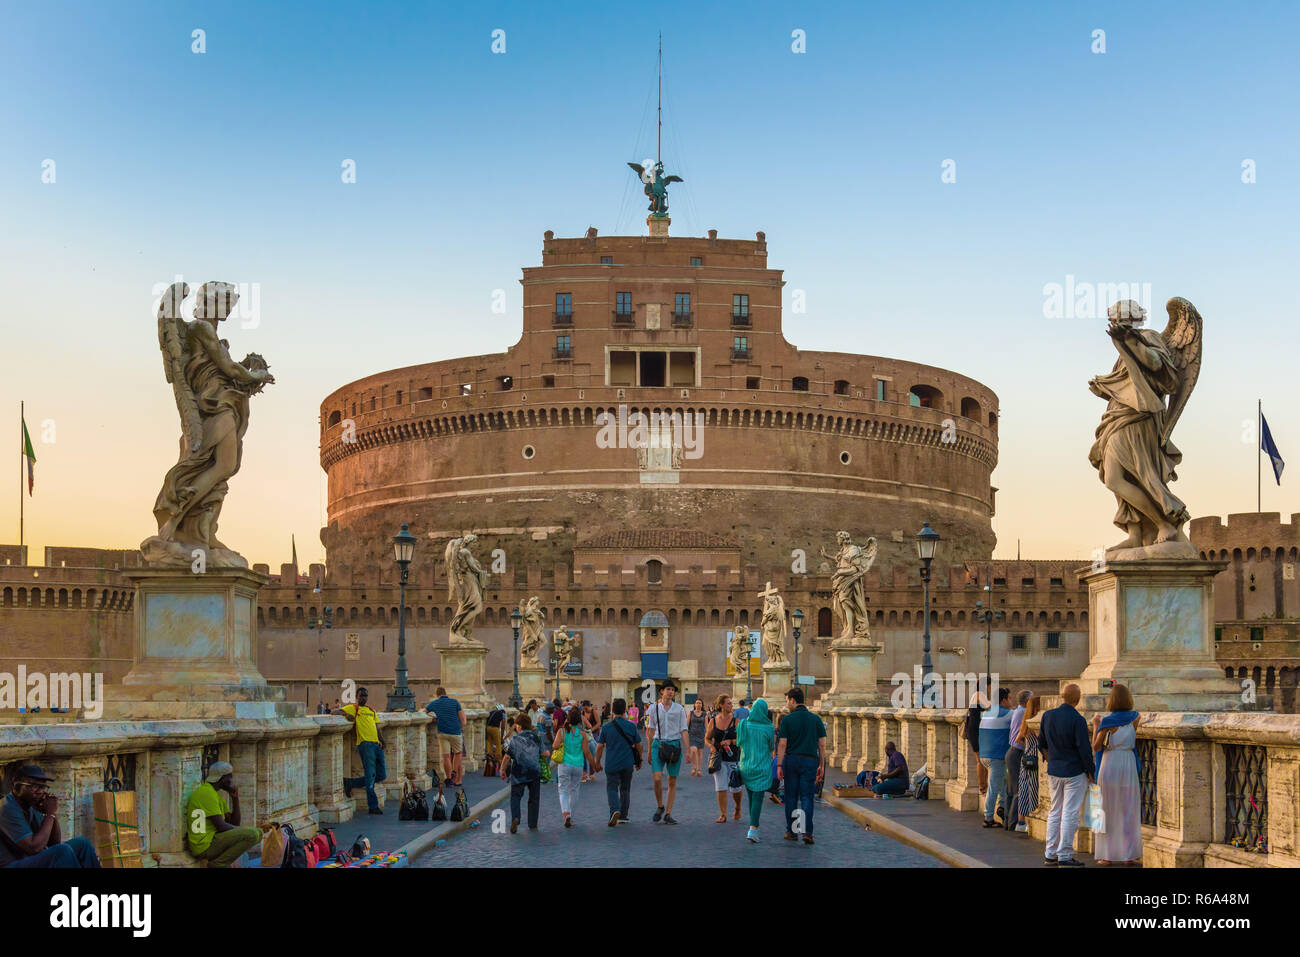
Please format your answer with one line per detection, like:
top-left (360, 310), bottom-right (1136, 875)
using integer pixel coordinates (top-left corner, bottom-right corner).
top-left (783, 832), bottom-right (798, 841)
top-left (343, 781), bottom-right (353, 798)
top-left (617, 815), bottom-right (630, 824)
top-left (609, 812), bottom-right (620, 828)
top-left (1015, 822), bottom-right (1028, 833)
top-left (803, 835), bottom-right (815, 845)
top-left (1058, 858), bottom-right (1084, 867)
top-left (1043, 857), bottom-right (1058, 866)
top-left (564, 817), bottom-right (573, 829)
top-left (653, 806), bottom-right (664, 823)
top-left (511, 819), bottom-right (519, 834)
top-left (746, 827), bottom-right (759, 844)
top-left (663, 814), bottom-right (678, 825)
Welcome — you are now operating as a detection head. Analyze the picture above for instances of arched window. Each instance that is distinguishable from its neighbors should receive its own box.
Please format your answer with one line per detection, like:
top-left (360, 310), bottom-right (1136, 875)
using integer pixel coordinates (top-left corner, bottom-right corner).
top-left (817, 607), bottom-right (832, 637)
top-left (792, 376), bottom-right (809, 392)
top-left (833, 379), bottom-right (849, 395)
top-left (960, 396), bottom-right (981, 420)
top-left (909, 385), bottom-right (944, 409)
top-left (328, 410), bottom-right (342, 426)
top-left (646, 559), bottom-right (663, 584)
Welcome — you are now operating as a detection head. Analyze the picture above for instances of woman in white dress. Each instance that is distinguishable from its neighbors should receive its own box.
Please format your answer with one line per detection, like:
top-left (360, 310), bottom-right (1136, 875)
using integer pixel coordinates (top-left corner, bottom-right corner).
top-left (1091, 683), bottom-right (1143, 866)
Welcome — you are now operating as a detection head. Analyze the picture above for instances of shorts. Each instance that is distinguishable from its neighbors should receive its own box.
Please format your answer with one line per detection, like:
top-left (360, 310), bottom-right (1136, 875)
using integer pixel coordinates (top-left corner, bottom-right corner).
top-left (650, 738), bottom-right (682, 777)
top-left (713, 761), bottom-right (741, 794)
top-left (438, 732), bottom-right (463, 757)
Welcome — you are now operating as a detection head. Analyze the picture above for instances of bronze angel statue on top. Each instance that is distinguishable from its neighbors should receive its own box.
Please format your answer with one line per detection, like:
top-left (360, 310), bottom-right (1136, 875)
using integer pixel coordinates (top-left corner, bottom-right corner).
top-left (1088, 297), bottom-right (1203, 559)
top-left (627, 160), bottom-right (682, 216)
top-left (142, 281), bottom-right (274, 568)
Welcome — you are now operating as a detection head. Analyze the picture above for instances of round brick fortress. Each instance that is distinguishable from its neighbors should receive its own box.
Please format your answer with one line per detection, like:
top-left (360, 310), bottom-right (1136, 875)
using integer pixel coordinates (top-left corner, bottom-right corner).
top-left (319, 227), bottom-right (1000, 574)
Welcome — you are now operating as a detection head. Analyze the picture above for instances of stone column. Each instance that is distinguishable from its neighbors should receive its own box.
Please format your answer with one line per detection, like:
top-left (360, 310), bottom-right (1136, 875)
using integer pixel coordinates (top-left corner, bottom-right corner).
top-left (311, 718), bottom-right (354, 824)
top-left (148, 745), bottom-right (204, 867)
top-left (923, 710), bottom-right (957, 795)
top-left (897, 710), bottom-right (926, 785)
top-left (839, 710), bottom-right (862, 772)
top-left (518, 666), bottom-right (547, 702)
top-left (856, 710), bottom-right (882, 774)
top-left (946, 724), bottom-right (981, 812)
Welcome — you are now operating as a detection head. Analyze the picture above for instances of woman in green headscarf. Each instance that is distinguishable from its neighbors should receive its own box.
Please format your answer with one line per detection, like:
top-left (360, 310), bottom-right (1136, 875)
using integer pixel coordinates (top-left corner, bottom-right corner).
top-left (737, 697), bottom-right (776, 843)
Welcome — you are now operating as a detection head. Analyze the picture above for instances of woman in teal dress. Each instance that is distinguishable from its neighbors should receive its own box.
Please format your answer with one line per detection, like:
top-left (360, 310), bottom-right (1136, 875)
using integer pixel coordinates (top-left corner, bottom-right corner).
top-left (737, 698), bottom-right (777, 844)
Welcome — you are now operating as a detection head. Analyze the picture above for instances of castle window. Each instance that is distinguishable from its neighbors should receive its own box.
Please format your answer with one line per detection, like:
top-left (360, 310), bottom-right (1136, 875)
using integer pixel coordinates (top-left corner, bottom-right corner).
top-left (351, 402), bottom-right (356, 415)
top-left (497, 375), bottom-right (513, 391)
top-left (690, 256), bottom-right (702, 266)
top-left (909, 384), bottom-right (943, 409)
top-left (674, 292), bottom-right (690, 315)
top-left (554, 335), bottom-right (571, 359)
top-left (1250, 627), bottom-right (1264, 642)
top-left (960, 396), bottom-right (981, 420)
top-left (555, 292), bottom-right (572, 316)
top-left (615, 291), bottom-right (632, 316)
top-left (460, 383), bottom-right (472, 395)
top-left (1011, 634), bottom-right (1028, 652)
top-left (395, 390), bottom-right (403, 405)
top-left (1022, 578), bottom-right (1034, 587)
top-left (639, 351), bottom-right (666, 387)
top-left (989, 411), bottom-right (997, 429)
top-left (792, 376), bottom-right (810, 392)
top-left (731, 336), bottom-right (749, 360)
top-left (834, 380), bottom-right (849, 395)
top-left (1050, 577), bottom-right (1063, 587)
top-left (369, 397), bottom-right (376, 411)
top-left (817, 607), bottom-right (832, 637)
top-left (328, 411), bottom-right (342, 426)
top-left (542, 375), bottom-right (555, 388)
top-left (601, 256), bottom-right (613, 265)
top-left (647, 560), bottom-right (663, 584)
top-left (1045, 632), bottom-right (1062, 651)
top-left (419, 387), bottom-right (433, 400)
top-left (875, 380), bottom-right (887, 401)
top-left (746, 377), bottom-right (760, 390)
top-left (732, 294), bottom-right (749, 321)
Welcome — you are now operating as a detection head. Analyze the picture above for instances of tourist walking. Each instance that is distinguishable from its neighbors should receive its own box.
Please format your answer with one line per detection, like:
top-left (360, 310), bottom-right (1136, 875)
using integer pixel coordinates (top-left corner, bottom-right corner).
top-left (552, 706), bottom-right (599, 827)
top-left (734, 699), bottom-right (750, 721)
top-left (1092, 684), bottom-right (1143, 865)
top-left (736, 698), bottom-right (776, 843)
top-left (1039, 683), bottom-right (1096, 866)
top-left (595, 697), bottom-right (642, 826)
top-left (486, 704), bottom-right (508, 768)
top-left (581, 701), bottom-right (599, 783)
top-left (425, 687), bottom-right (466, 787)
top-left (1004, 690), bottom-right (1031, 830)
top-left (1014, 695), bottom-right (1041, 833)
top-left (978, 686), bottom-right (1013, 828)
top-left (646, 680), bottom-right (690, 824)
top-left (776, 686), bottom-right (826, 845)
top-left (687, 699), bottom-right (707, 777)
top-left (501, 712), bottom-right (544, 832)
top-left (707, 694), bottom-right (743, 822)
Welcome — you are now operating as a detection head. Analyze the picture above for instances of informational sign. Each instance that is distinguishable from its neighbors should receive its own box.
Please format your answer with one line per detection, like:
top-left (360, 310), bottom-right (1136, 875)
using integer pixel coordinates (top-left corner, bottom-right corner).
top-left (344, 633), bottom-right (360, 661)
top-left (548, 630), bottom-right (584, 676)
top-left (797, 675), bottom-right (816, 686)
top-left (725, 629), bottom-right (761, 677)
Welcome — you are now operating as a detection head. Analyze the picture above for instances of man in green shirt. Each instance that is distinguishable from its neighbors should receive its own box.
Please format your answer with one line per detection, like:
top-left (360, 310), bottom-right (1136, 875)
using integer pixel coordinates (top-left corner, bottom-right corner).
top-left (776, 687), bottom-right (826, 845)
top-left (186, 761), bottom-right (260, 867)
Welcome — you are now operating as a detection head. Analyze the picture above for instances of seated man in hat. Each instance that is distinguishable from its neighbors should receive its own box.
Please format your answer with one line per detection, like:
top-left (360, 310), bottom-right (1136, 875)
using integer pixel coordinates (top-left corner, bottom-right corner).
top-left (186, 761), bottom-right (261, 867)
top-left (0, 765), bottom-right (101, 868)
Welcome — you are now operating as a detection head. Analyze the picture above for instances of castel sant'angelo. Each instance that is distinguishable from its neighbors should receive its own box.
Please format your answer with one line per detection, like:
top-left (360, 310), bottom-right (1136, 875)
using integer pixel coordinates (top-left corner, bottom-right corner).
top-left (3, 165), bottom-right (1299, 714)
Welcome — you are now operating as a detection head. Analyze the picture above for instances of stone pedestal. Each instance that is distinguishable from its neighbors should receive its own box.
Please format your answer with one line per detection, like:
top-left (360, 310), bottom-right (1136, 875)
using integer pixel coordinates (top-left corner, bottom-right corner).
top-left (439, 643), bottom-right (488, 709)
top-left (731, 675), bottom-right (754, 704)
top-left (647, 214), bottom-right (670, 238)
top-left (105, 567), bottom-right (302, 720)
top-left (762, 663), bottom-right (794, 701)
top-left (1077, 559), bottom-right (1243, 711)
top-left (518, 666), bottom-right (546, 702)
top-left (816, 640), bottom-right (890, 708)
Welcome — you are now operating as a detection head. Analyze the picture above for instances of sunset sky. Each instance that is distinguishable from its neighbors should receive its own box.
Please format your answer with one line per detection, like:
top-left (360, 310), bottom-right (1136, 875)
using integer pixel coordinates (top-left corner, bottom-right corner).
top-left (2, 0), bottom-right (1296, 569)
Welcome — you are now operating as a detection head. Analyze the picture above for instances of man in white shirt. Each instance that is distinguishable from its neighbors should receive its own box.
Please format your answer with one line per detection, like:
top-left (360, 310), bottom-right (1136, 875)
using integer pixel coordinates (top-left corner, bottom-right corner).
top-left (646, 680), bottom-right (690, 824)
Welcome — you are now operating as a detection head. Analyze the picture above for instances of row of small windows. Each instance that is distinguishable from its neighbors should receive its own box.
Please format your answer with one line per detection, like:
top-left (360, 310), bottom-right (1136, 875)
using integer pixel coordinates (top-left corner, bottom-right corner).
top-left (598, 256), bottom-right (703, 267)
top-left (553, 292), bottom-right (741, 318)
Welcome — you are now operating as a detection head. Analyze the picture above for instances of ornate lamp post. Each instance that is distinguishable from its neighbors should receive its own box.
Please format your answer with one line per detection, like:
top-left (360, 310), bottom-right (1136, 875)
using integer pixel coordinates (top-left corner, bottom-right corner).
top-left (915, 522), bottom-right (941, 707)
top-left (307, 605), bottom-right (333, 712)
top-left (973, 569), bottom-right (1002, 699)
top-left (386, 524), bottom-right (416, 712)
top-left (792, 608), bottom-right (804, 687)
top-left (742, 624), bottom-right (753, 705)
top-left (509, 607), bottom-right (523, 709)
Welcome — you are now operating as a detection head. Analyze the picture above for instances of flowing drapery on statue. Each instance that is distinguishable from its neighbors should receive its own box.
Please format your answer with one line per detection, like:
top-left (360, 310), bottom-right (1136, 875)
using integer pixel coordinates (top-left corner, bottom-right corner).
top-left (552, 627), bottom-right (578, 674)
top-left (142, 282), bottom-right (275, 568)
top-left (821, 531), bottom-right (877, 643)
top-left (518, 596), bottom-right (546, 667)
top-left (1088, 298), bottom-right (1202, 559)
top-left (759, 589), bottom-right (789, 667)
top-left (445, 534), bottom-right (489, 644)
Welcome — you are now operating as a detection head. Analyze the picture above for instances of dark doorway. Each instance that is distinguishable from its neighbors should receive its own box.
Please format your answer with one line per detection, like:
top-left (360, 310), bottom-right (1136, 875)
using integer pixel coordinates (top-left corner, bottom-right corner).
top-left (639, 351), bottom-right (666, 387)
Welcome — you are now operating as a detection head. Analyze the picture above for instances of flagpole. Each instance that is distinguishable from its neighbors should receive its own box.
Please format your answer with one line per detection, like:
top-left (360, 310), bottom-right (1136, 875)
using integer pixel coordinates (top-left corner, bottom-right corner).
top-left (1258, 399), bottom-right (1262, 513)
top-left (19, 400), bottom-right (23, 556)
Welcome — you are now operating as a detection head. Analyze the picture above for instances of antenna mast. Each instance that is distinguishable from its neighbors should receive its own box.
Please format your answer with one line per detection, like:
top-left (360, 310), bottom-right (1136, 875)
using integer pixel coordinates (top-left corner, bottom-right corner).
top-left (657, 32), bottom-right (662, 165)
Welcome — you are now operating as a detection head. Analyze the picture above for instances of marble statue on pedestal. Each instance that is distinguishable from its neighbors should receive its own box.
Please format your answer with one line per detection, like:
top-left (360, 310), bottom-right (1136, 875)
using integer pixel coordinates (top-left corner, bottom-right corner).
top-left (821, 531), bottom-right (877, 642)
top-left (445, 534), bottom-right (489, 644)
top-left (142, 282), bottom-right (275, 568)
top-left (552, 627), bottom-right (578, 675)
top-left (518, 596), bottom-right (546, 667)
top-left (758, 583), bottom-right (789, 667)
top-left (728, 627), bottom-right (750, 675)
top-left (1089, 298), bottom-right (1202, 560)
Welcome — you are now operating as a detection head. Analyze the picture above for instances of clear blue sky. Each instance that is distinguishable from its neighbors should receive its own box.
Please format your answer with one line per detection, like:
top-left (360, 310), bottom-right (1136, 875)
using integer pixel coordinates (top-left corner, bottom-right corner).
top-left (2, 0), bottom-right (1296, 565)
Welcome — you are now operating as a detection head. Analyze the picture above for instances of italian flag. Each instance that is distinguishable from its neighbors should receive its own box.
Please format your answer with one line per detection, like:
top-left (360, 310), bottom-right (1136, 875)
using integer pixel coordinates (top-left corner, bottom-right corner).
top-left (21, 416), bottom-right (35, 495)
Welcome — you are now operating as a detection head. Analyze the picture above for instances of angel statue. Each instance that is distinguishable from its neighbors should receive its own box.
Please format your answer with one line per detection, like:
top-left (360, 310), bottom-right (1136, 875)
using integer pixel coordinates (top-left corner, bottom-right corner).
top-left (552, 627), bottom-right (578, 675)
top-left (445, 534), bottom-right (490, 644)
top-left (728, 625), bottom-right (751, 675)
top-left (627, 160), bottom-right (683, 216)
top-left (517, 596), bottom-right (546, 668)
top-left (759, 587), bottom-right (790, 668)
top-left (1088, 298), bottom-right (1202, 559)
top-left (142, 281), bottom-right (274, 567)
top-left (820, 531), bottom-right (878, 643)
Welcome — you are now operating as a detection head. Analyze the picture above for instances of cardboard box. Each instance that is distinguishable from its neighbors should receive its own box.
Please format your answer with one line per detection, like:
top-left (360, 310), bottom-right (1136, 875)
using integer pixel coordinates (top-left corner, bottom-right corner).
top-left (92, 790), bottom-right (143, 868)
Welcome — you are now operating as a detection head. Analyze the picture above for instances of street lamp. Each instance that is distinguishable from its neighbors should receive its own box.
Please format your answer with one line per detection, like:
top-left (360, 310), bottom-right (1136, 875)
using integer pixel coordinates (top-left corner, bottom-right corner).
top-left (915, 521), bottom-right (941, 707)
top-left (974, 573), bottom-right (1003, 699)
top-left (308, 605), bottom-right (333, 712)
top-left (509, 607), bottom-right (523, 709)
top-left (792, 608), bottom-right (804, 688)
top-left (386, 523), bottom-right (417, 712)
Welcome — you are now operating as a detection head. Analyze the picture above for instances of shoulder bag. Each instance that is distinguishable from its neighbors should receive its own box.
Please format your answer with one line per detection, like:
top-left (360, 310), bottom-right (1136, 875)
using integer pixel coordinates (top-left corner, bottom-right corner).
top-left (656, 704), bottom-right (682, 765)
top-left (613, 718), bottom-right (642, 770)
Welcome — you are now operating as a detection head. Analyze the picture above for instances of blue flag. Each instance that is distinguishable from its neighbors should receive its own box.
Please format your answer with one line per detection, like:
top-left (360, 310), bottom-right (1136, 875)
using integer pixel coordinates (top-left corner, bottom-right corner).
top-left (1261, 412), bottom-right (1285, 484)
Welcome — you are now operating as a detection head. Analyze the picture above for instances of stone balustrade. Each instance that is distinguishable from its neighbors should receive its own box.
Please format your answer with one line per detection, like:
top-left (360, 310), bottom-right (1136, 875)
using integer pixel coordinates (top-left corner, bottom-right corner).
top-left (0, 709), bottom-right (486, 867)
top-left (816, 705), bottom-right (1300, 868)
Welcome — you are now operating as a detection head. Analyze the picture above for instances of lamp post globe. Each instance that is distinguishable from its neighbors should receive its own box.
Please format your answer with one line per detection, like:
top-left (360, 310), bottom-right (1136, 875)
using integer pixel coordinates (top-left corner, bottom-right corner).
top-left (509, 607), bottom-right (523, 709)
top-left (915, 521), bottom-right (941, 707)
top-left (386, 523), bottom-right (417, 712)
top-left (792, 608), bottom-right (804, 686)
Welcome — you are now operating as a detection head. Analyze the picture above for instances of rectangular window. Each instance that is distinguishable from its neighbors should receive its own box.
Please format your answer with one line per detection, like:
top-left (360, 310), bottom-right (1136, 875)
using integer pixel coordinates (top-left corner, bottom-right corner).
top-left (674, 292), bottom-right (690, 314)
top-left (1250, 627), bottom-right (1264, 642)
top-left (690, 256), bottom-right (702, 266)
top-left (876, 380), bottom-right (886, 401)
top-left (1050, 577), bottom-right (1063, 587)
top-left (616, 291), bottom-right (632, 314)
top-left (732, 294), bottom-right (749, 317)
top-left (1045, 632), bottom-right (1061, 651)
top-left (732, 336), bottom-right (749, 359)
top-left (600, 256), bottom-right (613, 265)
top-left (746, 376), bottom-right (760, 389)
top-left (556, 334), bottom-right (570, 352)
top-left (418, 387), bottom-right (433, 400)
top-left (1011, 634), bottom-right (1027, 651)
top-left (1215, 627), bottom-right (1223, 642)
top-left (542, 375), bottom-right (555, 387)
top-left (555, 292), bottom-right (572, 315)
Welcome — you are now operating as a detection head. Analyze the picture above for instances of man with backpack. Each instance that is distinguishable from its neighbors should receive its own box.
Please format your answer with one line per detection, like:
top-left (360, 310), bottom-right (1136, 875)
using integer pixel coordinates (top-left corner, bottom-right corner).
top-left (500, 712), bottom-right (544, 832)
top-left (595, 697), bottom-right (641, 827)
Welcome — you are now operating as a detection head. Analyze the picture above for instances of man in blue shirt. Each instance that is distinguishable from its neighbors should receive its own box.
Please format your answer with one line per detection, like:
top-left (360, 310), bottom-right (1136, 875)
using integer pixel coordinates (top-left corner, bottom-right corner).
top-left (1039, 683), bottom-right (1096, 866)
top-left (425, 686), bottom-right (466, 787)
top-left (0, 765), bottom-right (100, 868)
top-left (978, 686), bottom-right (1013, 827)
top-left (595, 697), bottom-right (642, 826)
